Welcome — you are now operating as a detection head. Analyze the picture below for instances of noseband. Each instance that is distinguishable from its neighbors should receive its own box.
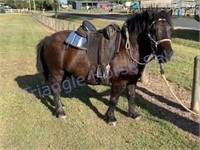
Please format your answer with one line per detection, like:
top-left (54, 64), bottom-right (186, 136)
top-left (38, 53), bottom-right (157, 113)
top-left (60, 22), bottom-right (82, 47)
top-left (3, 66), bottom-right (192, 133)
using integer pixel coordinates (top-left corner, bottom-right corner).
top-left (148, 18), bottom-right (172, 49)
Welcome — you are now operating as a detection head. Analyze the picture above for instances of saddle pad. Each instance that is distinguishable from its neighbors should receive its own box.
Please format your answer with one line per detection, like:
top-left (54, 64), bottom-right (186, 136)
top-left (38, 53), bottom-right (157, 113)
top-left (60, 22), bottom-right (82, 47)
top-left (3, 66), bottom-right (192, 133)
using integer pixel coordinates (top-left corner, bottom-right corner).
top-left (65, 31), bottom-right (87, 50)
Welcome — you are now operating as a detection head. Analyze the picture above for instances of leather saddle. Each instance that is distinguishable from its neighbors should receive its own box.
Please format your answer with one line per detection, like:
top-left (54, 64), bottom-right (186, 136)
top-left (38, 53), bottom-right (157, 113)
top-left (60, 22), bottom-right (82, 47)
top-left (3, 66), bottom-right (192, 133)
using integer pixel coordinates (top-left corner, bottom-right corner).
top-left (76, 20), bottom-right (97, 37)
top-left (76, 20), bottom-right (121, 83)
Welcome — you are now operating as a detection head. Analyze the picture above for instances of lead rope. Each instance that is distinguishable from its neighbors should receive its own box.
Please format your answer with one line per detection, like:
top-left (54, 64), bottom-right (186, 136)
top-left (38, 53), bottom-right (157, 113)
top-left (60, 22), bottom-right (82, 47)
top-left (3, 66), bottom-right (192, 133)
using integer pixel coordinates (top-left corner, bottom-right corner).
top-left (159, 64), bottom-right (200, 116)
top-left (124, 25), bottom-right (155, 65)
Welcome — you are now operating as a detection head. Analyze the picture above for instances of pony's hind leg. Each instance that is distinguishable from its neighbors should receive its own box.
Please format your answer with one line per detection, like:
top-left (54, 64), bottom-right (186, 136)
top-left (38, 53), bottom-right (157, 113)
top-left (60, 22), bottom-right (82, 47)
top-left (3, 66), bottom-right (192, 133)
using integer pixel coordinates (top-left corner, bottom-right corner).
top-left (126, 84), bottom-right (141, 120)
top-left (51, 74), bottom-right (66, 119)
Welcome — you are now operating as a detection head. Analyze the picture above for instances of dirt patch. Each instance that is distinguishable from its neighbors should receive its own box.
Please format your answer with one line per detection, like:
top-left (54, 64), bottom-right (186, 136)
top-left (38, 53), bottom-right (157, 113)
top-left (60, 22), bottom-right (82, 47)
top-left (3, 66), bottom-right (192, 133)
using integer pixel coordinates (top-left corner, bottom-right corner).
top-left (137, 74), bottom-right (200, 140)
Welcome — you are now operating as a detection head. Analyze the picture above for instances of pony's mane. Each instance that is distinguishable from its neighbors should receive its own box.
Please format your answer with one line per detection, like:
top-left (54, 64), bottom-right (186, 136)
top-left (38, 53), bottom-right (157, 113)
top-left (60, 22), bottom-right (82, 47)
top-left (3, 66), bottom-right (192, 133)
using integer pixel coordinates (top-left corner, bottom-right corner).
top-left (125, 9), bottom-right (173, 35)
top-left (125, 11), bottom-right (149, 35)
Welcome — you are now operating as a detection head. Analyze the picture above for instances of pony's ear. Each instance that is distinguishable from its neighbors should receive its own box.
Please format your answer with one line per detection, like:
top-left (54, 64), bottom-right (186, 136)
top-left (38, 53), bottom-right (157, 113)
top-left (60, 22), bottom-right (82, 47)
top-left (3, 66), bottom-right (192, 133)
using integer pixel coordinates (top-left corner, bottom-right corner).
top-left (168, 9), bottom-right (173, 16)
top-left (146, 9), bottom-right (154, 19)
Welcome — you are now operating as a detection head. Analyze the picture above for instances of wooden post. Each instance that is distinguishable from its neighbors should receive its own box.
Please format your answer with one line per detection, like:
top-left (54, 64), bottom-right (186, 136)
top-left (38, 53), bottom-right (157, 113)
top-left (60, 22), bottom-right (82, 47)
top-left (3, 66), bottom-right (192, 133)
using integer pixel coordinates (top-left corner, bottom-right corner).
top-left (191, 55), bottom-right (200, 113)
top-left (141, 63), bottom-right (150, 84)
top-left (140, 56), bottom-right (153, 84)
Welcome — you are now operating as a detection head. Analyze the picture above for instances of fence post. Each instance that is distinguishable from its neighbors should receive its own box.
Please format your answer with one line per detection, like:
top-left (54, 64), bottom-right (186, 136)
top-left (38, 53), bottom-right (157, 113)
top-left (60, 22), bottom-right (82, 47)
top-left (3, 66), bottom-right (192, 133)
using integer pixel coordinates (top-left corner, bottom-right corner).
top-left (141, 64), bottom-right (150, 83)
top-left (191, 55), bottom-right (200, 113)
top-left (73, 24), bottom-right (78, 30)
top-left (140, 56), bottom-right (153, 84)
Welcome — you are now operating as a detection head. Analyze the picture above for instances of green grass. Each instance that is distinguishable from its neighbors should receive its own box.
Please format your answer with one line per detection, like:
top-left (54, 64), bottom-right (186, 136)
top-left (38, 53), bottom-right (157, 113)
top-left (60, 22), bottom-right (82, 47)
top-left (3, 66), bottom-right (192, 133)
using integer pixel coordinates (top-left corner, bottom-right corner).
top-left (0, 14), bottom-right (200, 149)
top-left (149, 43), bottom-right (199, 90)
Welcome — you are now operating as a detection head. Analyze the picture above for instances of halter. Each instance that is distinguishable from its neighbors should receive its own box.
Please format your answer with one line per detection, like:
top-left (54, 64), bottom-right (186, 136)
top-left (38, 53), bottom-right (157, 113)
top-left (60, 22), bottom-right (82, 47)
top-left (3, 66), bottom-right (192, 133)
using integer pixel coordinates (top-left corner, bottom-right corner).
top-left (148, 18), bottom-right (172, 50)
top-left (123, 18), bottom-right (172, 65)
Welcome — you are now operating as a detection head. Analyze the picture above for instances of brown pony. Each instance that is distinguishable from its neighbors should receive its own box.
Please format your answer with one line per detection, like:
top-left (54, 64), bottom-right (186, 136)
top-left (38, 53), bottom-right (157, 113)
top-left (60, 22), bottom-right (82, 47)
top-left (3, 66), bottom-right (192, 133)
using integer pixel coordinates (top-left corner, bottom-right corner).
top-left (36, 9), bottom-right (173, 125)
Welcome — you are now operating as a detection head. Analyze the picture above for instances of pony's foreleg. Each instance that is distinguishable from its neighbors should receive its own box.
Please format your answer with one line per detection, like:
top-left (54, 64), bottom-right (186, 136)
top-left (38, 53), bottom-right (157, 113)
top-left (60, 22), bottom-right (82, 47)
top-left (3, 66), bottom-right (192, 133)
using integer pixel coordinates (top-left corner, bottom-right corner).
top-left (126, 84), bottom-right (141, 120)
top-left (51, 75), bottom-right (66, 119)
top-left (105, 81), bottom-right (126, 126)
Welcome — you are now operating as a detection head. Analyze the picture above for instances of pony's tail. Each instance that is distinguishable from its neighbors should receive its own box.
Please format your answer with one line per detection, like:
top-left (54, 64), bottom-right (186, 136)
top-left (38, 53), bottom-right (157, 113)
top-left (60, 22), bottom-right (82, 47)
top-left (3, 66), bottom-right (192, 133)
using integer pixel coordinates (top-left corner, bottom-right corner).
top-left (36, 36), bottom-right (50, 82)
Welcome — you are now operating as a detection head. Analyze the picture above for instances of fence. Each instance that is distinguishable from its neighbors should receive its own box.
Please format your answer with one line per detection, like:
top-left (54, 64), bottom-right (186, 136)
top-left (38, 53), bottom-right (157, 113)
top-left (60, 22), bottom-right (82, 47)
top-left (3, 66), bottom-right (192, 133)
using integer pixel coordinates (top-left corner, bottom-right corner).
top-left (33, 14), bottom-right (81, 31)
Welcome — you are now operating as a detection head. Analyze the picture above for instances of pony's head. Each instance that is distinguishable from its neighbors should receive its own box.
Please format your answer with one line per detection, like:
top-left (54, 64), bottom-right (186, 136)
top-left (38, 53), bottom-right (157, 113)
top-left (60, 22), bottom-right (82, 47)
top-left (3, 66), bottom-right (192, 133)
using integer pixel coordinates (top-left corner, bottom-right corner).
top-left (146, 9), bottom-right (173, 63)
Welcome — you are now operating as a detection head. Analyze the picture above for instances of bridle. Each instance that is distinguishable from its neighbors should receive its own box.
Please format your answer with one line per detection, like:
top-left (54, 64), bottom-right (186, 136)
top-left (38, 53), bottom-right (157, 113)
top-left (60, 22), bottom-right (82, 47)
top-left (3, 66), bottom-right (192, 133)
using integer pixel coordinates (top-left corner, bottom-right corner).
top-left (148, 18), bottom-right (172, 51)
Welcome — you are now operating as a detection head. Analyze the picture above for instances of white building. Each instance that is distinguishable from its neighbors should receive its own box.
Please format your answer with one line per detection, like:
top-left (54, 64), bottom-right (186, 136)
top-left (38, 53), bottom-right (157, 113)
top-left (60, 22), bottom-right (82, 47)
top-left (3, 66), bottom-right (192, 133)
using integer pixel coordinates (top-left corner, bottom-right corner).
top-left (140, 0), bottom-right (173, 8)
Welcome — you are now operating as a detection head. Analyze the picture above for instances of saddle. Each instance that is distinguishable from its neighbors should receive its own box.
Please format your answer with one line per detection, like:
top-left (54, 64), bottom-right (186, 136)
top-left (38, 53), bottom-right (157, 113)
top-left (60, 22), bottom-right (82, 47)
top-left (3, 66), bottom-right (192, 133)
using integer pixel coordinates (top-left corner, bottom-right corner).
top-left (66, 20), bottom-right (121, 83)
top-left (76, 20), bottom-right (97, 37)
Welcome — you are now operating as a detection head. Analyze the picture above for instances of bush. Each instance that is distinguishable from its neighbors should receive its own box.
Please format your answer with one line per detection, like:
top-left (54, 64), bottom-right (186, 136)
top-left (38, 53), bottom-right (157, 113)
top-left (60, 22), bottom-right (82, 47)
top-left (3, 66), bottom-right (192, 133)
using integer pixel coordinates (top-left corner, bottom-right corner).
top-left (0, 6), bottom-right (5, 13)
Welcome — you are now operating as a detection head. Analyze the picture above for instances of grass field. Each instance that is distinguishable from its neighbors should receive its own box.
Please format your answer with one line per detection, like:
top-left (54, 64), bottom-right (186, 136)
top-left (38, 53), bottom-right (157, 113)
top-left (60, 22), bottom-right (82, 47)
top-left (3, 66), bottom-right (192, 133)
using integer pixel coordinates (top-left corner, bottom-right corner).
top-left (0, 13), bottom-right (200, 149)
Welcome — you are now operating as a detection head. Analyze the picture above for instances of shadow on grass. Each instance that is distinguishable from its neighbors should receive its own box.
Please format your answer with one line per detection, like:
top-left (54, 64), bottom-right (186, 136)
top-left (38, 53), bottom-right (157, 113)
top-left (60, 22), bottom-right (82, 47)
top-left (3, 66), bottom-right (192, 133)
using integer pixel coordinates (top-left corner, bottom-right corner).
top-left (136, 86), bottom-right (199, 137)
top-left (15, 74), bottom-right (55, 113)
top-left (172, 29), bottom-right (199, 41)
top-left (15, 74), bottom-right (199, 137)
top-left (14, 73), bottom-right (113, 121)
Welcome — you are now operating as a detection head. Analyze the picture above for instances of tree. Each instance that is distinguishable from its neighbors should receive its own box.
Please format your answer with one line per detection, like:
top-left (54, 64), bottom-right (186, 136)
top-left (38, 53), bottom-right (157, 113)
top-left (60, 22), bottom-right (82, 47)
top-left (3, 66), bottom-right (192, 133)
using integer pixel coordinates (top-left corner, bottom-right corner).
top-left (53, 0), bottom-right (59, 18)
top-left (2, 0), bottom-right (28, 9)
top-left (43, 0), bottom-right (53, 10)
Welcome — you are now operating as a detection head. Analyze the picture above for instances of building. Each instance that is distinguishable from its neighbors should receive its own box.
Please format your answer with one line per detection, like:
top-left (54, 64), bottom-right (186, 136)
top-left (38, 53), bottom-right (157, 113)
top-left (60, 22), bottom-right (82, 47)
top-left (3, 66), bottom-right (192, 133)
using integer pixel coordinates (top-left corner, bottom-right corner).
top-left (72, 1), bottom-right (111, 10)
top-left (140, 0), bottom-right (198, 8)
top-left (0, 2), bottom-right (5, 7)
top-left (140, 0), bottom-right (173, 8)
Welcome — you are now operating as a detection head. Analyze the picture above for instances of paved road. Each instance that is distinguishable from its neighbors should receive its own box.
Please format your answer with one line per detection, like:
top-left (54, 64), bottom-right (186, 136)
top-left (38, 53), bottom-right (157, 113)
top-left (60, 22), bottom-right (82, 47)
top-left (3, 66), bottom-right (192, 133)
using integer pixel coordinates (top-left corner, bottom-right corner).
top-left (172, 17), bottom-right (200, 30)
top-left (61, 12), bottom-right (200, 30)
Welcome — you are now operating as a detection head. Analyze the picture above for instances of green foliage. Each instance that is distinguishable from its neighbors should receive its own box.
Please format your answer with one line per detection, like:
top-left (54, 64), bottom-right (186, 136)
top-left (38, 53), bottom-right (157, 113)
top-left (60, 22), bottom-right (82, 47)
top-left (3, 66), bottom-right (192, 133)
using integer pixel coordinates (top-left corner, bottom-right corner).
top-left (3, 0), bottom-right (27, 9)
top-left (0, 6), bottom-right (5, 13)
top-left (1, 0), bottom-right (56, 10)
top-left (117, 0), bottom-right (128, 4)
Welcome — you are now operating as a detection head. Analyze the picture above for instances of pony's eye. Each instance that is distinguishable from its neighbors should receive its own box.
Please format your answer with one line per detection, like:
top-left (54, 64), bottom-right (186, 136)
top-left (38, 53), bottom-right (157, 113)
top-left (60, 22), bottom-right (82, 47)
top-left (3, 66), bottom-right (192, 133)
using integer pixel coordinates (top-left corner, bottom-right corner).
top-left (150, 28), bottom-right (156, 34)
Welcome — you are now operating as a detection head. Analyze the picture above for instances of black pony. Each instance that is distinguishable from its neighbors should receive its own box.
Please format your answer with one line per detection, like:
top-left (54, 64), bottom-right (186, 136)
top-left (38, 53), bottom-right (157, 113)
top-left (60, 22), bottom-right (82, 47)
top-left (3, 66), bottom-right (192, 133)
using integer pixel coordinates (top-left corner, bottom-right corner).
top-left (36, 9), bottom-right (173, 125)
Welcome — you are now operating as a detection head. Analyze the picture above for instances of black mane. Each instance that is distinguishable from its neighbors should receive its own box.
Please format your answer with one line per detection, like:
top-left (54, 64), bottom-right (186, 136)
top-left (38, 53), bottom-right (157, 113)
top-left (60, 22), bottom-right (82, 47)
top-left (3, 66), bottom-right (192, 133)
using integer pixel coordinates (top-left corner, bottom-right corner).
top-left (125, 11), bottom-right (150, 35)
top-left (125, 9), bottom-right (173, 35)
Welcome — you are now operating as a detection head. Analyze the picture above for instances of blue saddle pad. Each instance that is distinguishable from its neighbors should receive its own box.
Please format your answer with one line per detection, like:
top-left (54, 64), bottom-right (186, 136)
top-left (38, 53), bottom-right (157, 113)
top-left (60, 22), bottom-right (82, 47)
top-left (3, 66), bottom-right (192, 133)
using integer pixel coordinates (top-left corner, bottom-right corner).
top-left (65, 32), bottom-right (87, 50)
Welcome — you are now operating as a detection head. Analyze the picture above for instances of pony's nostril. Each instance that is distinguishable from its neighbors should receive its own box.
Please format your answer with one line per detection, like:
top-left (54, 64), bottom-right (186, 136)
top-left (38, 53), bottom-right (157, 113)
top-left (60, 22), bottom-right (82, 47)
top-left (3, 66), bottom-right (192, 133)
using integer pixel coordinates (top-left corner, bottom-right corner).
top-left (163, 50), bottom-right (173, 61)
top-left (169, 50), bottom-right (173, 57)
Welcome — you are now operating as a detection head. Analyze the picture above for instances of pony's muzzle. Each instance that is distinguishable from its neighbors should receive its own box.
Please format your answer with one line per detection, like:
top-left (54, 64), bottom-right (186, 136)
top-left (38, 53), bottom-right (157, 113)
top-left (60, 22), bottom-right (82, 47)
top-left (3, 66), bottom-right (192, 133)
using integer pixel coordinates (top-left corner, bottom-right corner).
top-left (157, 49), bottom-right (173, 63)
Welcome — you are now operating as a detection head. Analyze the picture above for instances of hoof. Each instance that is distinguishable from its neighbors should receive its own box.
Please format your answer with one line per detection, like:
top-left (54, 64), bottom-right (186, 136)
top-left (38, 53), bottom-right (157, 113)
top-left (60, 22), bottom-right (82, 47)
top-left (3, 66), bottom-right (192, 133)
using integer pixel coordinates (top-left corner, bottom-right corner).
top-left (128, 112), bottom-right (141, 121)
top-left (108, 121), bottom-right (117, 126)
top-left (53, 110), bottom-right (66, 119)
top-left (55, 114), bottom-right (67, 119)
top-left (134, 115), bottom-right (141, 121)
top-left (105, 116), bottom-right (117, 126)
top-left (59, 115), bottom-right (67, 119)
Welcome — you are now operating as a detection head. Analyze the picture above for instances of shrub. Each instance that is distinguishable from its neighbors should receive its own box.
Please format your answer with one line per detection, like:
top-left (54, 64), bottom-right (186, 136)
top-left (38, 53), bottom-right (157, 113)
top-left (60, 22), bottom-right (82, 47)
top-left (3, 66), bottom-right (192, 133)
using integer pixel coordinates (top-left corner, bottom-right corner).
top-left (0, 6), bottom-right (5, 13)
